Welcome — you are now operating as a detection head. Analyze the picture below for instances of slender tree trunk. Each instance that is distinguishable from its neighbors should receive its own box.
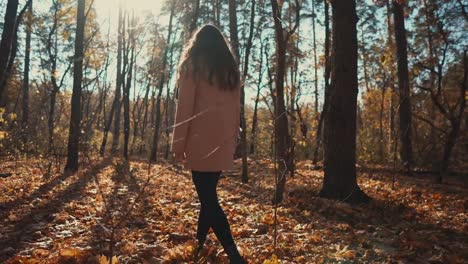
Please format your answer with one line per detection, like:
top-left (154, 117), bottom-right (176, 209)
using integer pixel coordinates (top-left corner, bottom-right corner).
top-left (100, 88), bottom-right (116, 156)
top-left (422, 0), bottom-right (438, 171)
top-left (393, 0), bottom-right (413, 172)
top-left (230, 0), bottom-right (251, 183)
top-left (361, 27), bottom-right (370, 92)
top-left (64, 0), bottom-right (86, 172)
top-left (150, 1), bottom-right (175, 162)
top-left (21, 1), bottom-right (32, 142)
top-left (111, 7), bottom-right (124, 154)
top-left (164, 38), bottom-right (176, 160)
top-left (312, 0), bottom-right (318, 114)
top-left (436, 52), bottom-right (467, 182)
top-left (123, 14), bottom-right (135, 160)
top-left (312, 0), bottom-right (330, 167)
top-left (250, 42), bottom-right (264, 155)
top-left (48, 90), bottom-right (57, 151)
top-left (140, 80), bottom-right (151, 140)
top-left (379, 87), bottom-right (386, 161)
top-left (319, 0), bottom-right (369, 203)
top-left (270, 0), bottom-right (294, 204)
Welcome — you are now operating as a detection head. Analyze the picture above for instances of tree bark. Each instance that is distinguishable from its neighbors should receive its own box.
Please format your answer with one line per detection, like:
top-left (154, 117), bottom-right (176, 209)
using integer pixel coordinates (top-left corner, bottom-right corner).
top-left (312, 0), bottom-right (330, 167)
top-left (111, 7), bottom-right (124, 154)
top-left (250, 42), bottom-right (264, 155)
top-left (270, 0), bottom-right (295, 204)
top-left (189, 0), bottom-right (200, 34)
top-left (319, 0), bottom-right (369, 204)
top-left (150, 0), bottom-right (175, 162)
top-left (434, 52), bottom-right (467, 182)
top-left (0, 0), bottom-right (19, 103)
top-left (21, 1), bottom-right (32, 143)
top-left (123, 13), bottom-right (135, 160)
top-left (231, 0), bottom-right (251, 183)
top-left (393, 0), bottom-right (413, 172)
top-left (64, 0), bottom-right (86, 172)
top-left (312, 0), bottom-right (319, 114)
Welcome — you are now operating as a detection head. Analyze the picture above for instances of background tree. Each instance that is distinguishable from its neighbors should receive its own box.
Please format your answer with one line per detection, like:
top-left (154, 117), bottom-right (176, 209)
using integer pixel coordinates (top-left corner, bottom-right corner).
top-left (269, 0), bottom-right (300, 204)
top-left (393, 0), bottom-right (413, 172)
top-left (319, 0), bottom-right (369, 203)
top-left (64, 0), bottom-right (86, 172)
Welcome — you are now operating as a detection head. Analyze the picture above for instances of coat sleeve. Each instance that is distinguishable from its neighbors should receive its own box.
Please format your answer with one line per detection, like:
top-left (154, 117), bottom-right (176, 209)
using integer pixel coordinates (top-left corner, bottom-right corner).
top-left (171, 70), bottom-right (196, 154)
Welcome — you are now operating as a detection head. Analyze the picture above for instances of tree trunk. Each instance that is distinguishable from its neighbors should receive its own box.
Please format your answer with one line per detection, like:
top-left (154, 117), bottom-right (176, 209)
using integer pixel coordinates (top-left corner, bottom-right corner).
top-left (250, 42), bottom-right (264, 155)
top-left (21, 1), bottom-right (32, 142)
top-left (312, 0), bottom-right (330, 167)
top-left (230, 0), bottom-right (251, 183)
top-left (312, 0), bottom-right (318, 114)
top-left (0, 0), bottom-right (19, 103)
top-left (64, 0), bottom-right (86, 173)
top-left (361, 27), bottom-right (370, 92)
top-left (270, 0), bottom-right (293, 204)
top-left (150, 1), bottom-right (175, 162)
top-left (422, 0), bottom-right (438, 171)
top-left (123, 14), bottom-right (135, 160)
top-left (319, 0), bottom-right (369, 204)
top-left (436, 52), bottom-right (467, 182)
top-left (164, 38), bottom-right (176, 160)
top-left (100, 88), bottom-right (117, 156)
top-left (111, 7), bottom-right (124, 154)
top-left (189, 0), bottom-right (200, 34)
top-left (393, 0), bottom-right (413, 172)
top-left (48, 90), bottom-right (57, 151)
top-left (378, 87), bottom-right (386, 161)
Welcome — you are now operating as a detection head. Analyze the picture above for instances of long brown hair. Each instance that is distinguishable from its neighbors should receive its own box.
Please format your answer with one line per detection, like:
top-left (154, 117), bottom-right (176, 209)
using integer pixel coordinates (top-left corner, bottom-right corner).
top-left (178, 24), bottom-right (240, 91)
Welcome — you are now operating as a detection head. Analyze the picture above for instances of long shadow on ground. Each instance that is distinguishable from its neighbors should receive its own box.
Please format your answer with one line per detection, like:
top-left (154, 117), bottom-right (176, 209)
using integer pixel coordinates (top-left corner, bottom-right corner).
top-left (0, 157), bottom-right (112, 262)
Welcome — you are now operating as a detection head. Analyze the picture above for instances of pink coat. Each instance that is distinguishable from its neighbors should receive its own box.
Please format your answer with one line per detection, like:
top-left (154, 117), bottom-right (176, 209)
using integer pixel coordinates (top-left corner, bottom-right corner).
top-left (171, 69), bottom-right (240, 172)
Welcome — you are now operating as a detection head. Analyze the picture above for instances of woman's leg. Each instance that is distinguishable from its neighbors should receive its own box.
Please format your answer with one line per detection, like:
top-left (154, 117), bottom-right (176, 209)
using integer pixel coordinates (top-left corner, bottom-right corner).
top-left (191, 171), bottom-right (244, 262)
top-left (191, 171), bottom-right (212, 245)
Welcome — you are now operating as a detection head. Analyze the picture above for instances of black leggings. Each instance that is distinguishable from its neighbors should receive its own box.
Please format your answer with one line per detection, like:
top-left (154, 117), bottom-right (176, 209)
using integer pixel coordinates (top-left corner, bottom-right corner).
top-left (192, 171), bottom-right (236, 250)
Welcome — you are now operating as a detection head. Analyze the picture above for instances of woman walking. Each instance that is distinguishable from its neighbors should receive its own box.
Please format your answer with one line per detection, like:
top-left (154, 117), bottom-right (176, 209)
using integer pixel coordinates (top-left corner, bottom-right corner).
top-left (171, 24), bottom-right (246, 263)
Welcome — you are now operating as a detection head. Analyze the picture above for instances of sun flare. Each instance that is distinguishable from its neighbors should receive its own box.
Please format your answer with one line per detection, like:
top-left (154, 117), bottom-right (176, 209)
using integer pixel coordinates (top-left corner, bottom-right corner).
top-left (94, 0), bottom-right (165, 17)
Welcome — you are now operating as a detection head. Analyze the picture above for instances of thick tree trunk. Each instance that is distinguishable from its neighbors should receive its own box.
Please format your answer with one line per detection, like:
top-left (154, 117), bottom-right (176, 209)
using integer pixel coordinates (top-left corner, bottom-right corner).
top-left (385, 1), bottom-right (396, 158)
top-left (64, 0), bottom-right (86, 172)
top-left (319, 0), bottom-right (369, 204)
top-left (0, 0), bottom-right (19, 103)
top-left (393, 0), bottom-right (413, 172)
top-left (189, 0), bottom-right (200, 34)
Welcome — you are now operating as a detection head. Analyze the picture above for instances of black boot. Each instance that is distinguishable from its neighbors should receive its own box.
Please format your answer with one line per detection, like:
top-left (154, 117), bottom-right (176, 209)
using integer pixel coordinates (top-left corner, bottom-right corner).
top-left (225, 245), bottom-right (246, 264)
top-left (193, 239), bottom-right (205, 259)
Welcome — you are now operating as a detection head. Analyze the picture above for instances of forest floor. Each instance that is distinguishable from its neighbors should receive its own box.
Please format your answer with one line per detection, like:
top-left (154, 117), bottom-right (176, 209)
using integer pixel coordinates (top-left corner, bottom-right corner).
top-left (0, 157), bottom-right (467, 264)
